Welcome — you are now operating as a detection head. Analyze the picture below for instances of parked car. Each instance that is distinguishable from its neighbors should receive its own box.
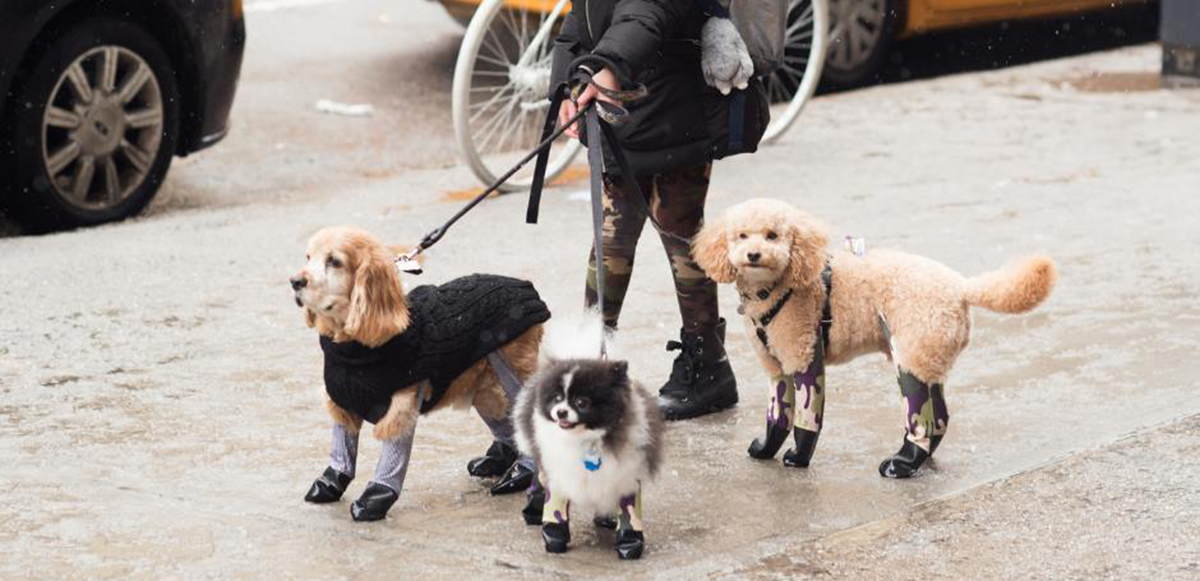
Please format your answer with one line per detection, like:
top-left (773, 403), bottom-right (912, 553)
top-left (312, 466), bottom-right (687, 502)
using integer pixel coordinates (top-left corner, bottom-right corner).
top-left (0, 0), bottom-right (246, 230)
top-left (825, 0), bottom-right (1152, 86)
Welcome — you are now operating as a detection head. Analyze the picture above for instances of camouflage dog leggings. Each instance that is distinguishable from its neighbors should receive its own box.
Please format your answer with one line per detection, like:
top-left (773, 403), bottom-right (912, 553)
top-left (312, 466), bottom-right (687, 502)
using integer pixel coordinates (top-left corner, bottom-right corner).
top-left (584, 163), bottom-right (718, 332)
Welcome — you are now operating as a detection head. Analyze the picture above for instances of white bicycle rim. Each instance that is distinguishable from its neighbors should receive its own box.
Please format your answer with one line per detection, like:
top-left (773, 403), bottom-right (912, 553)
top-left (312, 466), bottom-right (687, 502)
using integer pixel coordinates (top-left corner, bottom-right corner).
top-left (452, 0), bottom-right (582, 191)
top-left (762, 0), bottom-right (829, 143)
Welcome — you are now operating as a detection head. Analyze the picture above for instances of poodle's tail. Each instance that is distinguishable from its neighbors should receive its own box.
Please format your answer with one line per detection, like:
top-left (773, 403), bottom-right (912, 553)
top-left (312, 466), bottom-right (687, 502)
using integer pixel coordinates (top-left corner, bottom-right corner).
top-left (540, 308), bottom-right (617, 363)
top-left (964, 254), bottom-right (1058, 314)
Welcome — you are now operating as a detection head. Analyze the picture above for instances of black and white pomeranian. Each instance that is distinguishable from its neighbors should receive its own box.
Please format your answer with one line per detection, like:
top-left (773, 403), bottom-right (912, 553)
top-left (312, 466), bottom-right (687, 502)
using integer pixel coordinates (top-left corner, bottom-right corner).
top-left (513, 314), bottom-right (663, 560)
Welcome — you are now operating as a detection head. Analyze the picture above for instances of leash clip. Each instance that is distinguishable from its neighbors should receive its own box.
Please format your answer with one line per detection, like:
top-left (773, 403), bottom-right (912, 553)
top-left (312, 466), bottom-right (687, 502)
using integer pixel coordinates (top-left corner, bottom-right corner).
top-left (395, 248), bottom-right (424, 275)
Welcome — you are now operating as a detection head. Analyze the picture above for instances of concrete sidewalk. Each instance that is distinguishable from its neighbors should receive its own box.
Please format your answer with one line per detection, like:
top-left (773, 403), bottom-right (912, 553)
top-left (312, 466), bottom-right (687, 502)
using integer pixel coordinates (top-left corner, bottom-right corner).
top-left (1, 44), bottom-right (1198, 579)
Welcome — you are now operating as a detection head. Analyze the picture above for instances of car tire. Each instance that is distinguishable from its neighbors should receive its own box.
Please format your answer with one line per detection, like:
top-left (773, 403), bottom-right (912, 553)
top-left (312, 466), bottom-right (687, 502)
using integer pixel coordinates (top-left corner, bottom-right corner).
top-left (0, 18), bottom-right (179, 231)
top-left (823, 0), bottom-right (901, 88)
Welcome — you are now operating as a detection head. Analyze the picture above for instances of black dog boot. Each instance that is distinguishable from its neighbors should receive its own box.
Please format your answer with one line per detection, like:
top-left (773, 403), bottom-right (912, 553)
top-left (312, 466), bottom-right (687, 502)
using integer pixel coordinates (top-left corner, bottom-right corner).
top-left (659, 319), bottom-right (738, 421)
top-left (747, 421), bottom-right (791, 460)
top-left (522, 487), bottom-right (545, 525)
top-left (350, 482), bottom-right (399, 521)
top-left (490, 460), bottom-right (534, 495)
top-left (467, 440), bottom-right (519, 478)
top-left (304, 467), bottom-right (352, 503)
top-left (542, 522), bottom-right (571, 553)
top-left (593, 514), bottom-right (618, 530)
top-left (782, 429), bottom-right (820, 468)
top-left (615, 529), bottom-right (646, 560)
top-left (878, 437), bottom-right (931, 479)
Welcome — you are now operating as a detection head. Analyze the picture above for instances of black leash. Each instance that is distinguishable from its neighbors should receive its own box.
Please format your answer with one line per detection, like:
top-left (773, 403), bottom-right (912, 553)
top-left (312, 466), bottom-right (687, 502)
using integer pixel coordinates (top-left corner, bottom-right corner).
top-left (396, 72), bottom-right (646, 360)
top-left (396, 75), bottom-right (646, 275)
top-left (526, 76), bottom-right (648, 358)
top-left (394, 97), bottom-right (595, 273)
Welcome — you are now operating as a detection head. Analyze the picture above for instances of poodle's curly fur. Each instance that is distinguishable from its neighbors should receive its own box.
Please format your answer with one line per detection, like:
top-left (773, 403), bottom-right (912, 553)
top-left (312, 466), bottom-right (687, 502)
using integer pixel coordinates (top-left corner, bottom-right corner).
top-left (694, 197), bottom-right (1057, 416)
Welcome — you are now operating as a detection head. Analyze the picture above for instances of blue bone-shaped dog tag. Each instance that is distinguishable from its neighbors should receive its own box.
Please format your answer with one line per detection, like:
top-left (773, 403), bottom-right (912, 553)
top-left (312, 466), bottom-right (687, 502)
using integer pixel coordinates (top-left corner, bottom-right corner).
top-left (583, 443), bottom-right (602, 471)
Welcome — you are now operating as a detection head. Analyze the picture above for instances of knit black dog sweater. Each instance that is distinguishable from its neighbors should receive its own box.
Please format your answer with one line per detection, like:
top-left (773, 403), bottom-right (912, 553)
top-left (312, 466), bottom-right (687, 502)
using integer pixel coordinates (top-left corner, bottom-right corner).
top-left (320, 274), bottom-right (551, 423)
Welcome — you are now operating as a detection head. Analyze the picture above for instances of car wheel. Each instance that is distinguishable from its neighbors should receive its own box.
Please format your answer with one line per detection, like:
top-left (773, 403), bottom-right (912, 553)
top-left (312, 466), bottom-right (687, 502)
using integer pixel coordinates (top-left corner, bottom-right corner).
top-left (823, 0), bottom-right (900, 88)
top-left (1, 18), bottom-right (179, 230)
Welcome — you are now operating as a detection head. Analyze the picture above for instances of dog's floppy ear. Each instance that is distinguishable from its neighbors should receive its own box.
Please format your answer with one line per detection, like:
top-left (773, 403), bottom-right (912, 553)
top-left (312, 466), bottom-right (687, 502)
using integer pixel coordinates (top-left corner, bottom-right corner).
top-left (786, 208), bottom-right (830, 288)
top-left (344, 245), bottom-right (409, 348)
top-left (609, 360), bottom-right (629, 381)
top-left (692, 213), bottom-right (736, 283)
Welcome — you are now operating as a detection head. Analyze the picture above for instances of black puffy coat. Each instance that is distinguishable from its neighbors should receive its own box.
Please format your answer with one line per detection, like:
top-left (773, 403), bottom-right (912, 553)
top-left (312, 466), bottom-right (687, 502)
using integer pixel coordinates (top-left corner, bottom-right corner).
top-left (549, 0), bottom-right (769, 177)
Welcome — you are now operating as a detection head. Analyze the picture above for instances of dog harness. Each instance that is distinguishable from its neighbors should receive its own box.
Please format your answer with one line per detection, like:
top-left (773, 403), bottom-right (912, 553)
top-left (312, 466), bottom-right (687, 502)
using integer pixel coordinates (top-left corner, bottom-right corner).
top-left (748, 261), bottom-right (834, 352)
top-left (320, 274), bottom-right (551, 423)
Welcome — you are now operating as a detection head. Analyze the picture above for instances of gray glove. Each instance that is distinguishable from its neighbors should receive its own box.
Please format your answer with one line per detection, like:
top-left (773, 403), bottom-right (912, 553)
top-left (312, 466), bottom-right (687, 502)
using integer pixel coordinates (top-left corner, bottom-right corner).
top-left (701, 17), bottom-right (753, 95)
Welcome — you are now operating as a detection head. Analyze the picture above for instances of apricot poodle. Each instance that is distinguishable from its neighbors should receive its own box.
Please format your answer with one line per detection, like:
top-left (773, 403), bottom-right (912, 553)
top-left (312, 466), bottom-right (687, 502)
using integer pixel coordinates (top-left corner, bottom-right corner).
top-left (693, 198), bottom-right (1057, 478)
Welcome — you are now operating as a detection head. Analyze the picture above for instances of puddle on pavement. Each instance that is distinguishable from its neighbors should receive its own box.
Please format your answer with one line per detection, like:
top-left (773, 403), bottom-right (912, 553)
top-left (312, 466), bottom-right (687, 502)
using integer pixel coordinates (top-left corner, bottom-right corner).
top-left (438, 164), bottom-right (589, 203)
top-left (1065, 71), bottom-right (1161, 93)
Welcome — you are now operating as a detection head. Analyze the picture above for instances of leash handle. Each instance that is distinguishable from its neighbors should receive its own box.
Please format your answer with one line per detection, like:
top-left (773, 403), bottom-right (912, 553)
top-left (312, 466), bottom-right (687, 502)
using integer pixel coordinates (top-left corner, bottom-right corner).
top-left (527, 72), bottom-right (647, 225)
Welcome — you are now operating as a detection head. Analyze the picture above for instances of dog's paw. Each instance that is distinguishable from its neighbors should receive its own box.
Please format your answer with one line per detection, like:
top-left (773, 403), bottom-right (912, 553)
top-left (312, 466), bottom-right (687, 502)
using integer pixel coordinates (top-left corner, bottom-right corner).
top-left (522, 488), bottom-right (545, 526)
top-left (878, 438), bottom-right (930, 479)
top-left (490, 461), bottom-right (534, 495)
top-left (467, 440), bottom-right (518, 478)
top-left (747, 423), bottom-right (791, 460)
top-left (615, 529), bottom-right (645, 560)
top-left (349, 482), bottom-right (398, 521)
top-left (304, 467), bottom-right (352, 504)
top-left (542, 522), bottom-right (571, 553)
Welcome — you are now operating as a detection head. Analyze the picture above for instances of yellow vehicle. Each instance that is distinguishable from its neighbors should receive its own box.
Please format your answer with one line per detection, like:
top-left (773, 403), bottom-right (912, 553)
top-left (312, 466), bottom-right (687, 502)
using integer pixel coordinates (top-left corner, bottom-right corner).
top-left (825, 0), bottom-right (1151, 86)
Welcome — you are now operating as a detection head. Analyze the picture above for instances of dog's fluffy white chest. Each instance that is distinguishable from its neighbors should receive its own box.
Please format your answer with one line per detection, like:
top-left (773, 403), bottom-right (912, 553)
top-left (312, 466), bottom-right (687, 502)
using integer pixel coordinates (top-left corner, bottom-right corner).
top-left (532, 417), bottom-right (648, 515)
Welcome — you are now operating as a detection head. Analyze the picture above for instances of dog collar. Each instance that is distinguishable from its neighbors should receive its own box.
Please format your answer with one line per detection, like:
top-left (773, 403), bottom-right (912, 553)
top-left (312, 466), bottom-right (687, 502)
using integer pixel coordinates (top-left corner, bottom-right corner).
top-left (748, 260), bottom-right (834, 350)
top-left (738, 281), bottom-right (779, 303)
top-left (582, 441), bottom-right (603, 471)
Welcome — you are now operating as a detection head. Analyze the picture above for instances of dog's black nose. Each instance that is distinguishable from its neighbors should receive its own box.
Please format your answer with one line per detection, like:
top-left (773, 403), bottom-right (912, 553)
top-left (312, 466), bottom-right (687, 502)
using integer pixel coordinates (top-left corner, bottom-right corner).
top-left (290, 275), bottom-right (307, 291)
top-left (556, 409), bottom-right (568, 420)
top-left (747, 252), bottom-right (761, 263)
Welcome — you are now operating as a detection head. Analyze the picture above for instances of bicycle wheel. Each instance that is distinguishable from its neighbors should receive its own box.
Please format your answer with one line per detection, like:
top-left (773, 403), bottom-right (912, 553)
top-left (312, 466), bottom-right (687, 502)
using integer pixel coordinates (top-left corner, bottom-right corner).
top-left (761, 0), bottom-right (829, 143)
top-left (452, 0), bottom-right (582, 191)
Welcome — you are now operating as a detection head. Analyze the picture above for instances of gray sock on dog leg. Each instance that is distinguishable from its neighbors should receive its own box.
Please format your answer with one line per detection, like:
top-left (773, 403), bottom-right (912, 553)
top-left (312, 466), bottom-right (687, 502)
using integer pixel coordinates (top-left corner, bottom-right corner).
top-left (481, 411), bottom-right (516, 448)
top-left (330, 423), bottom-right (359, 478)
top-left (484, 350), bottom-right (526, 450)
top-left (372, 428), bottom-right (416, 493)
top-left (516, 454), bottom-right (537, 473)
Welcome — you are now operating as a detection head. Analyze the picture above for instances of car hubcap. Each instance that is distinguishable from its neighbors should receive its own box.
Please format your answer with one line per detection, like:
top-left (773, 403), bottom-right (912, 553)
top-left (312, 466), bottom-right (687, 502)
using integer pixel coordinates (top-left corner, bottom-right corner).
top-left (827, 0), bottom-right (886, 72)
top-left (42, 46), bottom-right (163, 211)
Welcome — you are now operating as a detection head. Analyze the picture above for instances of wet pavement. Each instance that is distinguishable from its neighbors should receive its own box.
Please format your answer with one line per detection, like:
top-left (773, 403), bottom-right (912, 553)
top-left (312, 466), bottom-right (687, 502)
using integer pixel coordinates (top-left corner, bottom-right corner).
top-left (2, 9), bottom-right (1199, 581)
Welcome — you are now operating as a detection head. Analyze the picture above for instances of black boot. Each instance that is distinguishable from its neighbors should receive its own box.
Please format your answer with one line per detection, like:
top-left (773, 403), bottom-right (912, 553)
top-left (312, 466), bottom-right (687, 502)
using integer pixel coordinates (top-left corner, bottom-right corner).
top-left (659, 319), bottom-right (737, 421)
top-left (522, 487), bottom-right (545, 525)
top-left (304, 467), bottom-right (352, 504)
top-left (878, 437), bottom-right (931, 479)
top-left (467, 440), bottom-right (519, 478)
top-left (782, 429), bottom-right (820, 468)
top-left (593, 514), bottom-right (618, 530)
top-left (350, 482), bottom-right (399, 521)
top-left (490, 461), bottom-right (534, 495)
top-left (615, 528), bottom-right (645, 560)
top-left (747, 421), bottom-right (791, 460)
top-left (542, 522), bottom-right (571, 553)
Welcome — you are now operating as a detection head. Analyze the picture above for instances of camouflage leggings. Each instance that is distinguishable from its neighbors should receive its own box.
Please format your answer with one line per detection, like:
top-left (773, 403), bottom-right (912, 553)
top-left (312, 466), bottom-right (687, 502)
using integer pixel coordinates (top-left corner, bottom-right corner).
top-left (584, 163), bottom-right (719, 332)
